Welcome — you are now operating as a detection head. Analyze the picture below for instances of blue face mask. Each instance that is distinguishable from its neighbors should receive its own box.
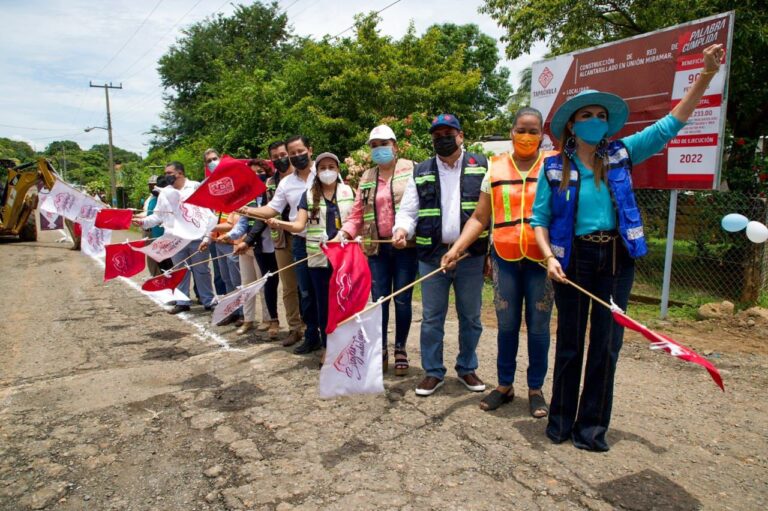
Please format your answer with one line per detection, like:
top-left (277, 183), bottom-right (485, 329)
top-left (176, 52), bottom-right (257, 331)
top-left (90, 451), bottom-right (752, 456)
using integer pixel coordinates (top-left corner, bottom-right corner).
top-left (371, 146), bottom-right (395, 165)
top-left (572, 117), bottom-right (609, 145)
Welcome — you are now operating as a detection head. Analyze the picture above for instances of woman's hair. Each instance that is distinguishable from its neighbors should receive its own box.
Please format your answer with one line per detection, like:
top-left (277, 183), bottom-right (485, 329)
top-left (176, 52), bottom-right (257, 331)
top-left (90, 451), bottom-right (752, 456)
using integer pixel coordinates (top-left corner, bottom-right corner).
top-left (558, 109), bottom-right (609, 192)
top-left (309, 176), bottom-right (324, 220)
top-left (247, 158), bottom-right (274, 177)
top-left (512, 107), bottom-right (543, 130)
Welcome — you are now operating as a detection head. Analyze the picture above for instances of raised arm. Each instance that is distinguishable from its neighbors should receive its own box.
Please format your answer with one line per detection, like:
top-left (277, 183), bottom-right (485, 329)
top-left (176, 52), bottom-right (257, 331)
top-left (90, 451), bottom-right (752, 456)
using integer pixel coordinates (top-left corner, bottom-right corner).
top-left (671, 44), bottom-right (724, 123)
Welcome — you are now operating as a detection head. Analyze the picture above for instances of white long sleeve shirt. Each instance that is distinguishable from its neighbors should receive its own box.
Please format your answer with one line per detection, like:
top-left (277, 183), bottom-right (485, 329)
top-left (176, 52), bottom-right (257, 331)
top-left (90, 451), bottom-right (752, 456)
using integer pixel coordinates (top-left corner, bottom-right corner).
top-left (141, 179), bottom-right (200, 229)
top-left (393, 150), bottom-right (464, 244)
top-left (266, 167), bottom-right (316, 238)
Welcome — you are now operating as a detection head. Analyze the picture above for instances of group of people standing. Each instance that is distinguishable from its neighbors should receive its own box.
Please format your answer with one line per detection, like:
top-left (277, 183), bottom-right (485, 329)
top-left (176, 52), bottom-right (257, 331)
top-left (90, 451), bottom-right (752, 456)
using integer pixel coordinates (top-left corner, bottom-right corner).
top-left (136, 43), bottom-right (723, 452)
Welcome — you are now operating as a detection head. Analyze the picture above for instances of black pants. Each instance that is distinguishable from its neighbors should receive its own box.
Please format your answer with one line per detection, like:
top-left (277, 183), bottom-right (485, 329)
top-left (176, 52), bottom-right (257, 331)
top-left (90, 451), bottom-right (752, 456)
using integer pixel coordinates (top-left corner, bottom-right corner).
top-left (255, 251), bottom-right (279, 320)
top-left (546, 239), bottom-right (635, 452)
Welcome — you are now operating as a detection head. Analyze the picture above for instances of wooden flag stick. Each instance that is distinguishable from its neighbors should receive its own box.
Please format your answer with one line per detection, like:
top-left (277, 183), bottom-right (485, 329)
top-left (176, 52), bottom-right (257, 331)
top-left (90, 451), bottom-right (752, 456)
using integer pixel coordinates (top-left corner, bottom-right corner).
top-left (336, 253), bottom-right (469, 328)
top-left (537, 262), bottom-right (613, 310)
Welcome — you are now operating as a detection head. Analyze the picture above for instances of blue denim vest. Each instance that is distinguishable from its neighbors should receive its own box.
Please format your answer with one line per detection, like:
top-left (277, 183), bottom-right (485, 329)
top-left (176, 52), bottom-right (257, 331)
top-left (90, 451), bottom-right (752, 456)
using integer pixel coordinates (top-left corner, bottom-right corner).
top-left (414, 152), bottom-right (489, 261)
top-left (544, 140), bottom-right (647, 269)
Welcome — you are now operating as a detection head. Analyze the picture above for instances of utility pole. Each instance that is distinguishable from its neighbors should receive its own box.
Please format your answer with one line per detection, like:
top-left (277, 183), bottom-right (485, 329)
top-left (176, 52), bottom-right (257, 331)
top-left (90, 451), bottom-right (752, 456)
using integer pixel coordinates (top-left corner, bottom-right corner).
top-left (89, 81), bottom-right (122, 207)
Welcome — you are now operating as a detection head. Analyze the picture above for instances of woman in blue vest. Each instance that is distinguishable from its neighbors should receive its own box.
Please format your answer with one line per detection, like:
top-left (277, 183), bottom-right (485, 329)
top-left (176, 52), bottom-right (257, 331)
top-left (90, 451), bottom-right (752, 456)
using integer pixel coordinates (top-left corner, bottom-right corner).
top-left (531, 43), bottom-right (724, 452)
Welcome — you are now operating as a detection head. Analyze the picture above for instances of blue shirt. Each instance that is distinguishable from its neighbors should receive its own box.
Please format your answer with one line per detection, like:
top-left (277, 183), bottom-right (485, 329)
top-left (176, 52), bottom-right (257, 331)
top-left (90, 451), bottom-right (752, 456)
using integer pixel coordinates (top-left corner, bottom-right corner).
top-left (146, 195), bottom-right (164, 238)
top-left (531, 114), bottom-right (685, 235)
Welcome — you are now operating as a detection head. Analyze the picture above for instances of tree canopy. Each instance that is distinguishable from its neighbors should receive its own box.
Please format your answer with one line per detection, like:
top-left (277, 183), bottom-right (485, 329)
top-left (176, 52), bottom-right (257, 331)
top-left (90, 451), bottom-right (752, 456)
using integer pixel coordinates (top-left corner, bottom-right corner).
top-left (148, 3), bottom-right (513, 178)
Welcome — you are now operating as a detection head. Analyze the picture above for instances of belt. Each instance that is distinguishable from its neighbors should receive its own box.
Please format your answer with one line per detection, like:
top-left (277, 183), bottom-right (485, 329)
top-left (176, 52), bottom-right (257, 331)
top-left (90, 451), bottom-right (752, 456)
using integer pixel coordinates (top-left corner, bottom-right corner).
top-left (578, 230), bottom-right (618, 243)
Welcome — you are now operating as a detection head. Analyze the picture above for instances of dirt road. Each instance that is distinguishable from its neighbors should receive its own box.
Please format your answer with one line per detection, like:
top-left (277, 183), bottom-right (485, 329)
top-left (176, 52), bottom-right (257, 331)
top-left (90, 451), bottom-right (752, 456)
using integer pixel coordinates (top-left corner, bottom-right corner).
top-left (1, 233), bottom-right (766, 510)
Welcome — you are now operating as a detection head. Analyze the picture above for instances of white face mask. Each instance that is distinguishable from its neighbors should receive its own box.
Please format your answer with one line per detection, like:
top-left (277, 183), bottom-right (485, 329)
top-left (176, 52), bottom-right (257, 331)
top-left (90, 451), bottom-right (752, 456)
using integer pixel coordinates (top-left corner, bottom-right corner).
top-left (318, 170), bottom-right (338, 185)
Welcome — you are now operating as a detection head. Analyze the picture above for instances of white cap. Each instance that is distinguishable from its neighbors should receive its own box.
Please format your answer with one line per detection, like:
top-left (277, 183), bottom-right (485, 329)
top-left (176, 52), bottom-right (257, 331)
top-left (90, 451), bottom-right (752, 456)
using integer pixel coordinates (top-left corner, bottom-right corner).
top-left (367, 124), bottom-right (397, 143)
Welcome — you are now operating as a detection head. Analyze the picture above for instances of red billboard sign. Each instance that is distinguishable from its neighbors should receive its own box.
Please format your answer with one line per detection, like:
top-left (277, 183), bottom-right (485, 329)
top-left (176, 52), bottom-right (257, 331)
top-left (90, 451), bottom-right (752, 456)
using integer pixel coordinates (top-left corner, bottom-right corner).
top-left (531, 12), bottom-right (734, 190)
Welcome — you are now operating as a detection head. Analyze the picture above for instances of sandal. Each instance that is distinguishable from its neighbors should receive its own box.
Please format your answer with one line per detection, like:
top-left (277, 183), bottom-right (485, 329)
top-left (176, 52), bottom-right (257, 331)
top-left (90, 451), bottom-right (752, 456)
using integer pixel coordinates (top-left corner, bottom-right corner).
top-left (394, 349), bottom-right (409, 376)
top-left (479, 387), bottom-right (514, 411)
top-left (382, 350), bottom-right (389, 373)
top-left (529, 391), bottom-right (549, 419)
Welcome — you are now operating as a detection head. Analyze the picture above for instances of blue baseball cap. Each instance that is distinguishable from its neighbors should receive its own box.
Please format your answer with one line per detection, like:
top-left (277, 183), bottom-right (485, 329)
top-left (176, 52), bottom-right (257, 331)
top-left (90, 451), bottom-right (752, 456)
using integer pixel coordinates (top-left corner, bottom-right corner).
top-left (429, 113), bottom-right (462, 133)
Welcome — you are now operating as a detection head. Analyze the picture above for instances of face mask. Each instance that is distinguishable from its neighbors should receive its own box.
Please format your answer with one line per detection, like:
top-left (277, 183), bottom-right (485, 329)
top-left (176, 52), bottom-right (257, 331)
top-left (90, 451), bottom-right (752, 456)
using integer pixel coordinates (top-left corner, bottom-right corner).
top-left (433, 135), bottom-right (459, 157)
top-left (206, 160), bottom-right (219, 172)
top-left (165, 175), bottom-right (177, 186)
top-left (318, 170), bottom-right (338, 185)
top-left (572, 117), bottom-right (609, 145)
top-left (512, 133), bottom-right (541, 159)
top-left (258, 173), bottom-right (268, 183)
top-left (289, 153), bottom-right (310, 170)
top-left (371, 146), bottom-right (395, 165)
top-left (273, 156), bottom-right (290, 173)
top-left (151, 189), bottom-right (160, 197)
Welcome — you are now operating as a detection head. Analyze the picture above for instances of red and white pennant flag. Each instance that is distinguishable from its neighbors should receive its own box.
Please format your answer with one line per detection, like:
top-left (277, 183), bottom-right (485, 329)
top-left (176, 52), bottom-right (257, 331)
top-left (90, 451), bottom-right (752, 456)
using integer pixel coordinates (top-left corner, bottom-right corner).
top-left (211, 278), bottom-right (267, 326)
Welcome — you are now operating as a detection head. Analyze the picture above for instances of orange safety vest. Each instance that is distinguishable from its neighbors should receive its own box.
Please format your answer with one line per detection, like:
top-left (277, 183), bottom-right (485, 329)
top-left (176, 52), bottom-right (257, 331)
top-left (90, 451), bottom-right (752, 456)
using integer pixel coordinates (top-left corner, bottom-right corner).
top-left (489, 150), bottom-right (556, 261)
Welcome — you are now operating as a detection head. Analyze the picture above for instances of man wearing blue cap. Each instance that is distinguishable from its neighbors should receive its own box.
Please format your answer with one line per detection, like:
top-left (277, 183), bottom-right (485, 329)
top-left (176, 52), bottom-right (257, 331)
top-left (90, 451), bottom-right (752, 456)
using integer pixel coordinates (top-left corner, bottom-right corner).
top-left (393, 113), bottom-right (489, 396)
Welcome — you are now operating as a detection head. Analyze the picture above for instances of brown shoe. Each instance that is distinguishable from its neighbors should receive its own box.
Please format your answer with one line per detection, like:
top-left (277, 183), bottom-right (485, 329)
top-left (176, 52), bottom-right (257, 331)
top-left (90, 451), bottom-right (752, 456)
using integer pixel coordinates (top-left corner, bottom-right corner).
top-left (415, 376), bottom-right (444, 397)
top-left (236, 322), bottom-right (255, 335)
top-left (267, 320), bottom-right (281, 339)
top-left (281, 329), bottom-right (302, 347)
top-left (257, 322), bottom-right (270, 332)
top-left (458, 373), bottom-right (486, 392)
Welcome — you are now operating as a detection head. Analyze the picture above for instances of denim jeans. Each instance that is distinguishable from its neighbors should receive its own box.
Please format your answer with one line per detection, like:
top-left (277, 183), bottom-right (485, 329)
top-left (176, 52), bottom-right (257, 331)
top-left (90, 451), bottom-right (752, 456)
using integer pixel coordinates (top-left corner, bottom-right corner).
top-left (419, 252), bottom-right (484, 380)
top-left (491, 252), bottom-right (553, 389)
top-left (546, 239), bottom-right (635, 452)
top-left (171, 239), bottom-right (214, 307)
top-left (291, 236), bottom-right (320, 344)
top-left (309, 266), bottom-right (332, 347)
top-left (209, 243), bottom-right (227, 296)
top-left (368, 244), bottom-right (418, 351)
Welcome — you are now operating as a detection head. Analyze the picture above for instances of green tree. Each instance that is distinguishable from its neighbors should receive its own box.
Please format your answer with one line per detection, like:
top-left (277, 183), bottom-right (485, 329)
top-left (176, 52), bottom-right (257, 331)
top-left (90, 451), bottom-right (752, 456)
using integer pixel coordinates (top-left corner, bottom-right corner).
top-left (481, 0), bottom-right (768, 191)
top-left (0, 137), bottom-right (36, 162)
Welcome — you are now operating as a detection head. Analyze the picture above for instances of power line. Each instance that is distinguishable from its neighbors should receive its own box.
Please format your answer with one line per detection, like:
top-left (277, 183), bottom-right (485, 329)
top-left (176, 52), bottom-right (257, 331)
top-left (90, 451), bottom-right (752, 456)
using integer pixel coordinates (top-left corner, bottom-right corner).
top-left (331, 0), bottom-right (403, 39)
top-left (94, 0), bottom-right (165, 77)
top-left (0, 123), bottom-right (77, 132)
top-left (280, 0), bottom-right (302, 14)
top-left (115, 0), bottom-right (209, 81)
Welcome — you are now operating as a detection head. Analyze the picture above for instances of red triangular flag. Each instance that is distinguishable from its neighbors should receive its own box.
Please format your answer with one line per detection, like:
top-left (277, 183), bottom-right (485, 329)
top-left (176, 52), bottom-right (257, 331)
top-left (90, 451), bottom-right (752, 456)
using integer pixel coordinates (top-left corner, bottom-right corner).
top-left (611, 309), bottom-right (724, 391)
top-left (184, 155), bottom-right (266, 213)
top-left (142, 268), bottom-right (188, 292)
top-left (95, 209), bottom-right (134, 230)
top-left (104, 240), bottom-right (147, 281)
top-left (323, 243), bottom-right (372, 334)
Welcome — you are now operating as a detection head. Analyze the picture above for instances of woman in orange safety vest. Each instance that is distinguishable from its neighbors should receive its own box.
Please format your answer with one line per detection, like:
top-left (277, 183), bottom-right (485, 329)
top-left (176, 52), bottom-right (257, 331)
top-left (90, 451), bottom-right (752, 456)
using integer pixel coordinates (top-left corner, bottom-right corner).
top-left (442, 107), bottom-right (556, 416)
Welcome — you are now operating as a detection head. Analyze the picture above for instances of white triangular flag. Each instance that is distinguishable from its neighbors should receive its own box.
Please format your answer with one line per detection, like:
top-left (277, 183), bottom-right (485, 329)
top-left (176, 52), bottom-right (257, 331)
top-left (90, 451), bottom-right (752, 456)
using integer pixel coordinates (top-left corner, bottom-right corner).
top-left (211, 278), bottom-right (267, 325)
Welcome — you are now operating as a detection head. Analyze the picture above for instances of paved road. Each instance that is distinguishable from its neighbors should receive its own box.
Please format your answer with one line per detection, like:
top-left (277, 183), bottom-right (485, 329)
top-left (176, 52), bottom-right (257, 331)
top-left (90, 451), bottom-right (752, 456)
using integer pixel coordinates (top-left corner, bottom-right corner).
top-left (0, 232), bottom-right (766, 510)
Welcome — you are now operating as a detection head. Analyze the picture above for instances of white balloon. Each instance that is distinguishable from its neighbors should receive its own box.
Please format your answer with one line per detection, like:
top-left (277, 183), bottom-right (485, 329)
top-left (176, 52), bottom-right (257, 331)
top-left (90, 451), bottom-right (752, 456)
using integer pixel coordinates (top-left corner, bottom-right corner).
top-left (745, 221), bottom-right (768, 244)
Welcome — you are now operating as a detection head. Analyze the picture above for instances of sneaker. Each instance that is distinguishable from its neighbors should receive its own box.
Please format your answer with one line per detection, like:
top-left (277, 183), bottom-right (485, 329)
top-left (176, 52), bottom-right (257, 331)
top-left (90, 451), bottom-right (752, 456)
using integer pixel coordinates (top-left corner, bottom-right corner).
top-left (415, 376), bottom-right (444, 397)
top-left (168, 304), bottom-right (191, 315)
top-left (458, 373), bottom-right (486, 392)
top-left (204, 304), bottom-right (215, 311)
top-left (281, 329), bottom-right (302, 347)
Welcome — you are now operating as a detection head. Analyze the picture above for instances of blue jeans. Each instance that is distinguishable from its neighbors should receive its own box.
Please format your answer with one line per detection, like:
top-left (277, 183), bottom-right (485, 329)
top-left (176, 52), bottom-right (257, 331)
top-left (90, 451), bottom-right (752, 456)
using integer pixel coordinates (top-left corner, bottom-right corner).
top-left (368, 244), bottom-right (418, 351)
top-left (171, 239), bottom-right (215, 307)
top-left (546, 239), bottom-right (635, 452)
top-left (491, 252), bottom-right (553, 389)
top-left (419, 253), bottom-right (484, 380)
top-left (209, 243), bottom-right (227, 296)
top-left (309, 267), bottom-right (332, 347)
top-left (291, 236), bottom-right (320, 344)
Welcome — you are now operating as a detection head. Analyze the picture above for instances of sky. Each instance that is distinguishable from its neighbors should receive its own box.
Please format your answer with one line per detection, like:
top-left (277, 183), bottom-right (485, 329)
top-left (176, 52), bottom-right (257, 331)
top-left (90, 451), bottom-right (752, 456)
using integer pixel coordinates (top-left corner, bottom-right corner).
top-left (0, 0), bottom-right (547, 157)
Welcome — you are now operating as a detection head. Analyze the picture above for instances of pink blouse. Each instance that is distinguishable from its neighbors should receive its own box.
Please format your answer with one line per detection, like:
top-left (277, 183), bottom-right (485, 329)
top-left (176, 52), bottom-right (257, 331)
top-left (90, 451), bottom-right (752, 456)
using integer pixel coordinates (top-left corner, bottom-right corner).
top-left (341, 174), bottom-right (395, 239)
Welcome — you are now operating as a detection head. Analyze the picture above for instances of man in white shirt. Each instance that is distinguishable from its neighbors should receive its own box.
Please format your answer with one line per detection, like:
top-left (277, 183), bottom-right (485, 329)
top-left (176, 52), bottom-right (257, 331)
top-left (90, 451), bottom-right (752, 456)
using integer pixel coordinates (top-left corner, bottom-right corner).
top-left (238, 135), bottom-right (320, 354)
top-left (393, 114), bottom-right (489, 397)
top-left (137, 161), bottom-right (215, 314)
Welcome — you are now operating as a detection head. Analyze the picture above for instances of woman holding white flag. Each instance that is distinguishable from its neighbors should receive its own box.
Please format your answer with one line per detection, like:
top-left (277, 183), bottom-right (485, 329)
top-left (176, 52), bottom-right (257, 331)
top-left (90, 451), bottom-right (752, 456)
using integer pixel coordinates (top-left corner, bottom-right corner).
top-left (268, 152), bottom-right (355, 359)
top-left (531, 43), bottom-right (725, 452)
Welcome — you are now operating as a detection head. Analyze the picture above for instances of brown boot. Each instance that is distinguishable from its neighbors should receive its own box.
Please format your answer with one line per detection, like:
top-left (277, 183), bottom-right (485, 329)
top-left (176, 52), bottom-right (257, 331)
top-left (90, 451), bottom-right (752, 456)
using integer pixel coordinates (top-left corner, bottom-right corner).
top-left (281, 329), bottom-right (302, 347)
top-left (236, 322), bottom-right (255, 335)
top-left (267, 320), bottom-right (281, 339)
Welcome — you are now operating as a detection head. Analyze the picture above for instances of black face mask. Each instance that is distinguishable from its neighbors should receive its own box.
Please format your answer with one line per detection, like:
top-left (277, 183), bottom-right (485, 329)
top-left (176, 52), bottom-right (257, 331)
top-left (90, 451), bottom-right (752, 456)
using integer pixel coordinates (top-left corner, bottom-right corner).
top-left (258, 173), bottom-right (268, 183)
top-left (272, 156), bottom-right (291, 173)
top-left (433, 135), bottom-right (459, 157)
top-left (165, 174), bottom-right (177, 186)
top-left (151, 189), bottom-right (160, 197)
top-left (289, 153), bottom-right (310, 170)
